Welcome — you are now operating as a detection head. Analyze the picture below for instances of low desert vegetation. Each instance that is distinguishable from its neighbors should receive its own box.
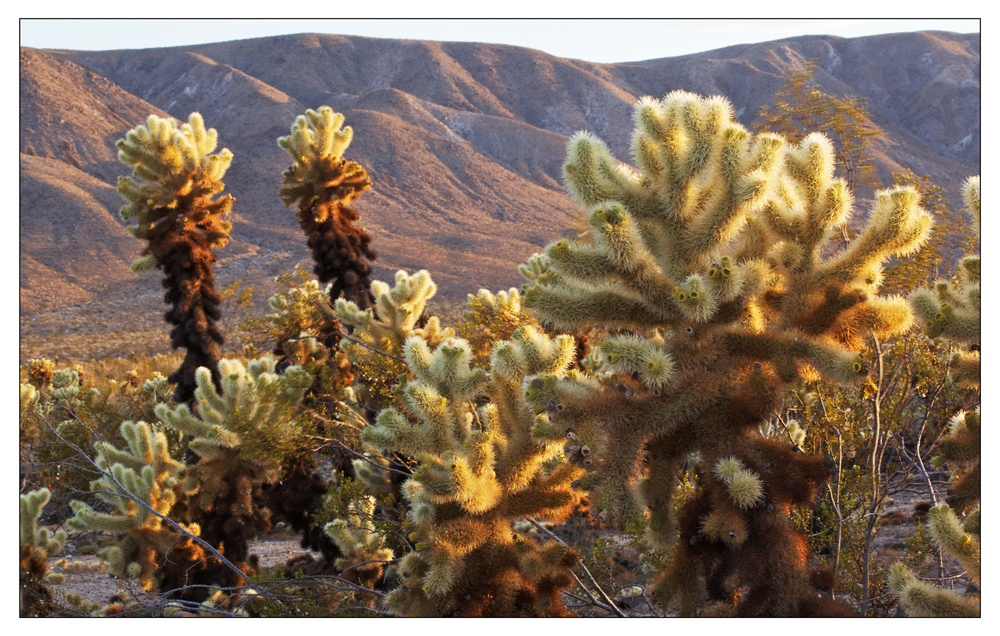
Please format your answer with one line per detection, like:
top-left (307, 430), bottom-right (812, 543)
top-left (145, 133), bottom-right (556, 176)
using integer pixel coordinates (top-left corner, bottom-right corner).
top-left (20, 83), bottom-right (979, 617)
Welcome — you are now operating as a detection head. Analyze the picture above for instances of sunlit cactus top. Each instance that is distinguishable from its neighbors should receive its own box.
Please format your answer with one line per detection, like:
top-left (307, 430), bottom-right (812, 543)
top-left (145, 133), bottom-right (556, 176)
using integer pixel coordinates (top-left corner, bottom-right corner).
top-left (115, 113), bottom-right (234, 272)
top-left (277, 106), bottom-right (372, 211)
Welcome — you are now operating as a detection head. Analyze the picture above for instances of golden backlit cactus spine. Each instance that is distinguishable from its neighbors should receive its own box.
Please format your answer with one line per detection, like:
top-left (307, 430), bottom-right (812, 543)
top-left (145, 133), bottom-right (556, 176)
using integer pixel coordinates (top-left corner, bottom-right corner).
top-left (66, 421), bottom-right (206, 593)
top-left (337, 269), bottom-right (454, 409)
top-left (360, 309), bottom-right (583, 616)
top-left (116, 112), bottom-right (234, 403)
top-left (20, 488), bottom-right (67, 616)
top-left (279, 107), bottom-right (377, 311)
top-left (520, 90), bottom-right (931, 616)
top-left (889, 176), bottom-right (981, 617)
top-left (154, 357), bottom-right (313, 577)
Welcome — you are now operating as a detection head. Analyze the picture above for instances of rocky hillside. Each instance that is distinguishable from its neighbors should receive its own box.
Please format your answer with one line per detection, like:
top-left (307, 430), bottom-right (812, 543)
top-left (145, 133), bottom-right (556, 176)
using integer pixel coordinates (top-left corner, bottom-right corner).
top-left (19, 30), bottom-right (979, 356)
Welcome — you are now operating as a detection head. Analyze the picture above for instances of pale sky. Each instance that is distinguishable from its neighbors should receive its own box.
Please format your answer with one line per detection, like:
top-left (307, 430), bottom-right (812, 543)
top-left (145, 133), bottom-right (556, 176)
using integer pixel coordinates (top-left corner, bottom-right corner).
top-left (19, 16), bottom-right (979, 64)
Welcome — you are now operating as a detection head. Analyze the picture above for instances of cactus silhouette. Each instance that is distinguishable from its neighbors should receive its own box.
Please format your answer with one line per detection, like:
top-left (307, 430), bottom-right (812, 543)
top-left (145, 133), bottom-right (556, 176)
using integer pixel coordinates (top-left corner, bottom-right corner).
top-left (519, 91), bottom-right (931, 616)
top-left (116, 112), bottom-right (234, 403)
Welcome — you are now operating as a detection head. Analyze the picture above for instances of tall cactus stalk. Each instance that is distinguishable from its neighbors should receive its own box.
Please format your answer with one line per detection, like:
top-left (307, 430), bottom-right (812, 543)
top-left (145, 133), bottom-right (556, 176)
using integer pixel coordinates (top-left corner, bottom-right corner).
top-left (116, 113), bottom-right (234, 403)
top-left (279, 106), bottom-right (377, 312)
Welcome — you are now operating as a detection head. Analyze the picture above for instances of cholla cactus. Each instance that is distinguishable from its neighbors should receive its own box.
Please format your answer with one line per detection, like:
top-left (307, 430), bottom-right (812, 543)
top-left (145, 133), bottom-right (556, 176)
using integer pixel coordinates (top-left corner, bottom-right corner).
top-left (141, 371), bottom-right (172, 407)
top-left (890, 177), bottom-right (981, 617)
top-left (20, 488), bottom-right (67, 616)
top-left (26, 358), bottom-right (55, 389)
top-left (267, 280), bottom-right (355, 398)
top-left (888, 502), bottom-right (980, 617)
top-left (46, 368), bottom-right (83, 411)
top-left (278, 107), bottom-right (377, 310)
top-left (337, 270), bottom-right (454, 409)
top-left (337, 269), bottom-right (453, 353)
top-left (66, 421), bottom-right (206, 593)
top-left (520, 91), bottom-right (931, 616)
top-left (909, 176), bottom-right (980, 387)
top-left (267, 278), bottom-right (339, 344)
top-left (362, 321), bottom-right (583, 616)
top-left (323, 497), bottom-right (395, 587)
top-left (460, 288), bottom-right (538, 366)
top-left (116, 112), bottom-right (234, 403)
top-left (154, 357), bottom-right (312, 574)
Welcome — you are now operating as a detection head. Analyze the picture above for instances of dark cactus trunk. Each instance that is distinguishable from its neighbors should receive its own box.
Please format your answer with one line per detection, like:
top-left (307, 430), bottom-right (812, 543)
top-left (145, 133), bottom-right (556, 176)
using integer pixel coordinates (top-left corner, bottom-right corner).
top-left (152, 229), bottom-right (224, 404)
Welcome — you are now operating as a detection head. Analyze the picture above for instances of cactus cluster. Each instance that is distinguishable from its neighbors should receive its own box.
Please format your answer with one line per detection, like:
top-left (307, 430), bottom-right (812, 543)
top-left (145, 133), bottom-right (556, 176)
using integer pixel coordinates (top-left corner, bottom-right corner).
top-left (337, 269), bottom-right (454, 409)
top-left (889, 176), bottom-right (981, 617)
top-left (154, 357), bottom-right (312, 575)
top-left (361, 313), bottom-right (584, 616)
top-left (323, 496), bottom-right (395, 587)
top-left (116, 112), bottom-right (234, 403)
top-left (278, 107), bottom-right (377, 310)
top-left (519, 90), bottom-right (931, 615)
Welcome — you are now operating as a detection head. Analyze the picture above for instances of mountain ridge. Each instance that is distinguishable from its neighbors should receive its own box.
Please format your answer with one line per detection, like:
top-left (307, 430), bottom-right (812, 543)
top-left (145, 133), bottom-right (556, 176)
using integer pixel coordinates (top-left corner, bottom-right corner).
top-left (19, 30), bottom-right (979, 360)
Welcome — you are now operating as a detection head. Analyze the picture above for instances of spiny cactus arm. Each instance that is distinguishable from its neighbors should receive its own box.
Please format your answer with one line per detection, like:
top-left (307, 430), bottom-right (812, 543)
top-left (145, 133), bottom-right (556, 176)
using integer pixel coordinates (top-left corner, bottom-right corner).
top-left (927, 505), bottom-right (980, 586)
top-left (20, 489), bottom-right (67, 557)
top-left (765, 134), bottom-right (853, 254)
top-left (324, 497), bottom-right (395, 575)
top-left (563, 130), bottom-right (647, 213)
top-left (888, 563), bottom-right (980, 617)
top-left (817, 187), bottom-right (932, 286)
top-left (337, 270), bottom-right (453, 349)
top-left (404, 337), bottom-right (488, 402)
top-left (963, 175), bottom-right (980, 237)
top-left (908, 288), bottom-right (980, 343)
top-left (949, 350), bottom-right (980, 388)
top-left (939, 408), bottom-right (980, 466)
top-left (155, 402), bottom-right (214, 439)
top-left (523, 280), bottom-right (669, 331)
top-left (497, 463), bottom-right (584, 520)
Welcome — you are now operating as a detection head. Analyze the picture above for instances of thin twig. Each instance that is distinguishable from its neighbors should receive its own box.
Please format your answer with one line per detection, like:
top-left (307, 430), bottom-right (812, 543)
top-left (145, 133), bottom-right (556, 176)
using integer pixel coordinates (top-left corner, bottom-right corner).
top-left (337, 332), bottom-right (407, 364)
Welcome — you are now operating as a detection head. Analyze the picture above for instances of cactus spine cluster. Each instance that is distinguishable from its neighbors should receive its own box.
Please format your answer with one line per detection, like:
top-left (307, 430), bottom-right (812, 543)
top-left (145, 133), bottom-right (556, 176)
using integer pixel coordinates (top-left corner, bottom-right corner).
top-left (890, 176), bottom-right (981, 617)
top-left (519, 90), bottom-right (931, 616)
top-left (116, 112), bottom-right (234, 403)
top-left (359, 296), bottom-right (584, 615)
top-left (279, 107), bottom-right (377, 311)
